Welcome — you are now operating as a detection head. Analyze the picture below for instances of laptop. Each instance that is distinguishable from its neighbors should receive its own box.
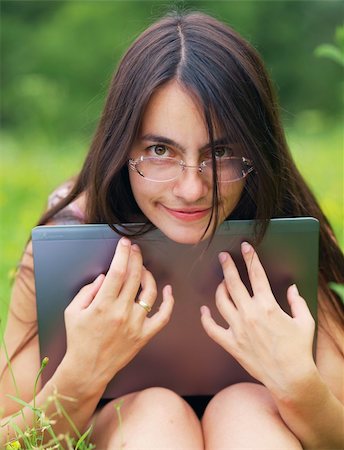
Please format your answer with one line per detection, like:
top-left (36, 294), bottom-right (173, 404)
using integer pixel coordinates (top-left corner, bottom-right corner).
top-left (32, 218), bottom-right (319, 398)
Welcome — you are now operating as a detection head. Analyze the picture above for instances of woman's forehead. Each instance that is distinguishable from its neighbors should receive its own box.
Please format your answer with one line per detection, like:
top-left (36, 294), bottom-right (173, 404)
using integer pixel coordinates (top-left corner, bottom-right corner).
top-left (138, 81), bottom-right (230, 147)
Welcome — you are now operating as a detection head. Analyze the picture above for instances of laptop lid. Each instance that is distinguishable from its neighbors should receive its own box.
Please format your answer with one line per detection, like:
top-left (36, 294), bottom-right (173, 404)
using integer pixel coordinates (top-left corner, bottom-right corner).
top-left (32, 218), bottom-right (319, 397)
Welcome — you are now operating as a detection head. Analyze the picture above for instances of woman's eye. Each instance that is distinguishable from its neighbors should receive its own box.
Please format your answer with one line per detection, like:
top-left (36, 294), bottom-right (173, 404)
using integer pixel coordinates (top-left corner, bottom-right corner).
top-left (214, 147), bottom-right (233, 158)
top-left (204, 146), bottom-right (233, 159)
top-left (148, 145), bottom-right (170, 157)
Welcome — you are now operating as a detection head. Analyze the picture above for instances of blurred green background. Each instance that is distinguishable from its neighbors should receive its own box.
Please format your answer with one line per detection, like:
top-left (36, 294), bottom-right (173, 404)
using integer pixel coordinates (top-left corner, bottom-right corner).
top-left (1, 1), bottom-right (343, 325)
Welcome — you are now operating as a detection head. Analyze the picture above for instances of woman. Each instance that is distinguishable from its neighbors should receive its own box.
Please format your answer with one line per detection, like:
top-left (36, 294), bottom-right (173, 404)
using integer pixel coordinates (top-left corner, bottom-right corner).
top-left (1, 11), bottom-right (343, 449)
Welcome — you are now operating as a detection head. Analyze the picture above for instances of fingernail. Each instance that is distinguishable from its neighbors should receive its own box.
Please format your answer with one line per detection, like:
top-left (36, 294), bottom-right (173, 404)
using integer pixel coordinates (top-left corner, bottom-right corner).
top-left (165, 285), bottom-right (172, 295)
top-left (218, 252), bottom-right (228, 263)
top-left (200, 305), bottom-right (208, 315)
top-left (131, 243), bottom-right (140, 251)
top-left (241, 242), bottom-right (251, 254)
top-left (121, 237), bottom-right (131, 246)
top-left (291, 284), bottom-right (299, 295)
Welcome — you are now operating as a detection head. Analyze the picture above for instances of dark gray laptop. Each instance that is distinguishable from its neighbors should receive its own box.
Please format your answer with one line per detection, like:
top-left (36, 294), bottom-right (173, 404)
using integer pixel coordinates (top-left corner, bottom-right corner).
top-left (32, 218), bottom-right (319, 398)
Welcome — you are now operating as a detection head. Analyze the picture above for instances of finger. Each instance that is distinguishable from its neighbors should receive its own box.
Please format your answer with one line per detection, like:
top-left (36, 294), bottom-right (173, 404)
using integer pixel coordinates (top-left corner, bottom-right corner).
top-left (97, 237), bottom-right (132, 300)
top-left (134, 268), bottom-right (158, 321)
top-left (143, 284), bottom-right (174, 339)
top-left (215, 281), bottom-right (238, 326)
top-left (116, 243), bottom-right (144, 309)
top-left (67, 274), bottom-right (105, 312)
top-left (241, 242), bottom-right (272, 296)
top-left (287, 284), bottom-right (315, 329)
top-left (219, 252), bottom-right (250, 310)
top-left (200, 305), bottom-right (232, 350)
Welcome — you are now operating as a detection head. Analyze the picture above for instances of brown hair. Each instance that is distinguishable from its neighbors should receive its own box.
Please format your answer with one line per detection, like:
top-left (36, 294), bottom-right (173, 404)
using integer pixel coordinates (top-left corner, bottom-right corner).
top-left (38, 12), bottom-right (343, 331)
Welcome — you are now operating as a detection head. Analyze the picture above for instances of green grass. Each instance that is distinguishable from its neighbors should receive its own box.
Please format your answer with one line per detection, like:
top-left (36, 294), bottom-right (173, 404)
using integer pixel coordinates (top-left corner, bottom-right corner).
top-left (0, 348), bottom-right (125, 449)
top-left (286, 118), bottom-right (343, 246)
top-left (0, 122), bottom-right (343, 325)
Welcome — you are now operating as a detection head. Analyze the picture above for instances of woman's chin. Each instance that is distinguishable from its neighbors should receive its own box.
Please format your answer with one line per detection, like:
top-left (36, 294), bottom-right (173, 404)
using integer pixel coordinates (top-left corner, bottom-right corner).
top-left (159, 225), bottom-right (213, 245)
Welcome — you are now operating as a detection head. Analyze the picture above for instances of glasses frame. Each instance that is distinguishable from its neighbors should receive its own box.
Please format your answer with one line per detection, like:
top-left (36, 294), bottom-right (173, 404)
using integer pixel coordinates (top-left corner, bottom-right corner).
top-left (128, 155), bottom-right (254, 183)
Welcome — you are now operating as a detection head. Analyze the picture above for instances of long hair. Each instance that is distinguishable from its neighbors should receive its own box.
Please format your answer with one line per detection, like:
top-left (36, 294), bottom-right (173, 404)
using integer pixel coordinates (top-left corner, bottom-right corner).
top-left (38, 12), bottom-right (343, 331)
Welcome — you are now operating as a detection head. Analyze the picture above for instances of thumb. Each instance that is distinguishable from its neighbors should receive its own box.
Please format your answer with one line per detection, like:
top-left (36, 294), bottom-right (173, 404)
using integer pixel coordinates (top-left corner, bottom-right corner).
top-left (287, 284), bottom-right (315, 327)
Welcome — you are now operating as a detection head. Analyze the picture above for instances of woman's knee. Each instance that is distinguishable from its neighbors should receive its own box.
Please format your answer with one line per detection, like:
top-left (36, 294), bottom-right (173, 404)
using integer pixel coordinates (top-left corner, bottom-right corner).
top-left (202, 383), bottom-right (279, 427)
top-left (202, 383), bottom-right (302, 449)
top-left (91, 388), bottom-right (202, 448)
top-left (128, 386), bottom-right (197, 419)
top-left (94, 387), bottom-right (197, 429)
top-left (203, 382), bottom-right (276, 423)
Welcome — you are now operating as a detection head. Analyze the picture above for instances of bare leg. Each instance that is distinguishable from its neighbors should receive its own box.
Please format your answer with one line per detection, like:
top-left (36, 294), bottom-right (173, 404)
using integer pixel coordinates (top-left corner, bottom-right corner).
top-left (202, 383), bottom-right (302, 450)
top-left (90, 387), bottom-right (203, 449)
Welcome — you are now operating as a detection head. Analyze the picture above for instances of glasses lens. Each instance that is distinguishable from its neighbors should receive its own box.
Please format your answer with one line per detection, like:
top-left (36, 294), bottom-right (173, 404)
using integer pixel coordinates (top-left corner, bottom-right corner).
top-left (136, 157), bottom-right (180, 182)
top-left (212, 157), bottom-right (253, 182)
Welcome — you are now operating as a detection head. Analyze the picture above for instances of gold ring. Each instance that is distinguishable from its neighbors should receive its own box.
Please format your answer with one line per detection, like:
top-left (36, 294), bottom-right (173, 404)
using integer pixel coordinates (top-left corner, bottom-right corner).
top-left (136, 299), bottom-right (152, 313)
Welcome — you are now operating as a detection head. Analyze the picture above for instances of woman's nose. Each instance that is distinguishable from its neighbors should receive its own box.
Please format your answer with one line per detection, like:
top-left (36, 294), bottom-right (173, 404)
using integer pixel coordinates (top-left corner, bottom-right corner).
top-left (172, 166), bottom-right (210, 203)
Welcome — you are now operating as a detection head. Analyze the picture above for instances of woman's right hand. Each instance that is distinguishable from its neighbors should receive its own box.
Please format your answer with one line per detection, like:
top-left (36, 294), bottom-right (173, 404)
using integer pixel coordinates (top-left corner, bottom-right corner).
top-left (59, 237), bottom-right (174, 393)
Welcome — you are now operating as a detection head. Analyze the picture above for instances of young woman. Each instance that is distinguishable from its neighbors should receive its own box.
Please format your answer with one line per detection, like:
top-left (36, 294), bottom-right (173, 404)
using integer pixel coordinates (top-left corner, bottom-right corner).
top-left (1, 11), bottom-right (343, 449)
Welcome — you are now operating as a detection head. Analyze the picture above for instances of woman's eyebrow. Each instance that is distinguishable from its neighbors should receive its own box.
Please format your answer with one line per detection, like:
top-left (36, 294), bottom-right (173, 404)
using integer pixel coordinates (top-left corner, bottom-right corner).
top-left (201, 137), bottom-right (232, 150)
top-left (140, 134), bottom-right (186, 152)
top-left (139, 133), bottom-right (230, 153)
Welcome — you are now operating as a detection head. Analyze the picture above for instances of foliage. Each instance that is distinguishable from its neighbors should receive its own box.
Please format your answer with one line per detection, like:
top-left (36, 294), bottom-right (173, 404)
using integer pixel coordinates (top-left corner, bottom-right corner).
top-left (0, 333), bottom-right (126, 449)
top-left (315, 24), bottom-right (344, 67)
top-left (0, 357), bottom-right (96, 450)
top-left (329, 283), bottom-right (344, 303)
top-left (3, 391), bottom-right (96, 450)
top-left (1, 0), bottom-right (343, 145)
top-left (114, 399), bottom-right (125, 450)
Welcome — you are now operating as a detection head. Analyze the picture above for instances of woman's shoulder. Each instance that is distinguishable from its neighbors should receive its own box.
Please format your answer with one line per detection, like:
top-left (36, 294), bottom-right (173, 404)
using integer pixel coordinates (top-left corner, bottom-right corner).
top-left (47, 181), bottom-right (86, 225)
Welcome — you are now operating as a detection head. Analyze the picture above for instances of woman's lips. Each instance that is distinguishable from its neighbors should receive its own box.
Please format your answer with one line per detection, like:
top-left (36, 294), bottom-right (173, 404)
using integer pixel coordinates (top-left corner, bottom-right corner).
top-left (160, 204), bottom-right (211, 222)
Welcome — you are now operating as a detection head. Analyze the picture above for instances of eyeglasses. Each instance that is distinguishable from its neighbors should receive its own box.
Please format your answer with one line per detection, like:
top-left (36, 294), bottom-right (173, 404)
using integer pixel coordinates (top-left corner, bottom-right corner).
top-left (128, 156), bottom-right (254, 183)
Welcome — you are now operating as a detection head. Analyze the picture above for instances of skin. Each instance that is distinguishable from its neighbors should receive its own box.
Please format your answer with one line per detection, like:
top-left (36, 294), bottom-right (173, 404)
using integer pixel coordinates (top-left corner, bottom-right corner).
top-left (129, 81), bottom-right (245, 244)
top-left (201, 245), bottom-right (316, 393)
top-left (1, 81), bottom-right (343, 449)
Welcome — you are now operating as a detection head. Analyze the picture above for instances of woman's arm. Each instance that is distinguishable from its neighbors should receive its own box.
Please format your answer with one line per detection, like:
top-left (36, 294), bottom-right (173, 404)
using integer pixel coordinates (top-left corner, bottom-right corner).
top-left (1, 189), bottom-right (86, 415)
top-left (277, 299), bottom-right (344, 449)
top-left (0, 241), bottom-right (42, 415)
top-left (201, 242), bottom-right (344, 449)
top-left (1, 238), bottom-right (174, 444)
top-left (268, 359), bottom-right (344, 449)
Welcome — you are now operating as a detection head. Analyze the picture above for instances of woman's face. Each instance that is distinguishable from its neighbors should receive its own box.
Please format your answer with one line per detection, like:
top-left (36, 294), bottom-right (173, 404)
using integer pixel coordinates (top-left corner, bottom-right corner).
top-left (129, 80), bottom-right (245, 244)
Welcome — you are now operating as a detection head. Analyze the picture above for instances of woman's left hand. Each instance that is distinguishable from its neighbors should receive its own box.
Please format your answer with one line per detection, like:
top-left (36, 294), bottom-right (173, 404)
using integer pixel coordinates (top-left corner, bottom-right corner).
top-left (200, 241), bottom-right (317, 394)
